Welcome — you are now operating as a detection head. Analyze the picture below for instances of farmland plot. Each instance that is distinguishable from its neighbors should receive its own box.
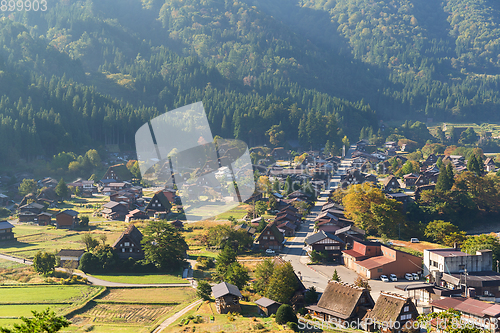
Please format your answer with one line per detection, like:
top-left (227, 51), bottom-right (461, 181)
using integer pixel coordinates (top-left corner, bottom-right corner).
top-left (81, 302), bottom-right (174, 323)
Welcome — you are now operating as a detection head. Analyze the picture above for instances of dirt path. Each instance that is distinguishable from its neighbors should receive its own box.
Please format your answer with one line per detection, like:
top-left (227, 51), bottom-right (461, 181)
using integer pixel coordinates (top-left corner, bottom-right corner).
top-left (153, 299), bottom-right (203, 333)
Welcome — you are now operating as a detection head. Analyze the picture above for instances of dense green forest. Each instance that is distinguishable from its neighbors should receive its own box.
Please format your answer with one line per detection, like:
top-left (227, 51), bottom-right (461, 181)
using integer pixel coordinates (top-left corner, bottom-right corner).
top-left (1, 0), bottom-right (500, 163)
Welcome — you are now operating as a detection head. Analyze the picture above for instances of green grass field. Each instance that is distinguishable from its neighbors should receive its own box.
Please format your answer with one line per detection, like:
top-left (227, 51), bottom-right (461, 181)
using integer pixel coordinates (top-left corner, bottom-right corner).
top-left (90, 272), bottom-right (188, 284)
top-left (0, 285), bottom-right (98, 304)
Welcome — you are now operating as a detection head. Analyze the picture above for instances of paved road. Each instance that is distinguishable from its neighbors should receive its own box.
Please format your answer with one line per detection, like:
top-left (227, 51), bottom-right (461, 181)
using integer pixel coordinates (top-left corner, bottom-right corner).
top-left (0, 253), bottom-right (32, 265)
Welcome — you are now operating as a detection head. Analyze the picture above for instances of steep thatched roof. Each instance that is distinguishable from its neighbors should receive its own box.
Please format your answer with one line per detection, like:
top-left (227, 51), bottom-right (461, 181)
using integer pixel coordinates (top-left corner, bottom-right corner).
top-left (363, 292), bottom-right (410, 323)
top-left (316, 281), bottom-right (373, 320)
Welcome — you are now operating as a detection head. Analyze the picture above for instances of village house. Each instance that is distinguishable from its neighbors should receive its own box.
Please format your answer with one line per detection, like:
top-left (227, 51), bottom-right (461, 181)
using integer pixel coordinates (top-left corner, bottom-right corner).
top-left (363, 292), bottom-right (419, 332)
top-left (57, 249), bottom-right (86, 268)
top-left (212, 282), bottom-right (242, 314)
top-left (233, 223), bottom-right (255, 237)
top-left (0, 221), bottom-right (15, 241)
top-left (18, 202), bottom-right (44, 222)
top-left (145, 190), bottom-right (172, 216)
top-left (381, 175), bottom-right (401, 192)
top-left (56, 210), bottom-right (79, 229)
top-left (306, 281), bottom-right (374, 326)
top-left (256, 223), bottom-right (285, 251)
top-left (430, 297), bottom-right (500, 332)
top-left (277, 221), bottom-right (296, 237)
top-left (304, 230), bottom-right (345, 262)
top-left (101, 163), bottom-right (133, 182)
top-left (124, 209), bottom-right (149, 223)
top-left (112, 224), bottom-right (144, 260)
top-left (255, 297), bottom-right (282, 316)
top-left (101, 201), bottom-right (129, 220)
top-left (402, 173), bottom-right (419, 187)
top-left (343, 240), bottom-right (422, 280)
top-left (0, 193), bottom-right (8, 206)
top-left (485, 157), bottom-right (496, 172)
top-left (335, 225), bottom-right (366, 248)
top-left (37, 212), bottom-right (52, 226)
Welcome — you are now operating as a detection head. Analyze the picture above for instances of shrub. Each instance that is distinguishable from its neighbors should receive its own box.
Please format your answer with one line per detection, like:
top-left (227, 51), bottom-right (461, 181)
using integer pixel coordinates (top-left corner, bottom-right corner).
top-left (253, 323), bottom-right (265, 330)
top-left (287, 322), bottom-right (298, 331)
top-left (275, 304), bottom-right (297, 325)
top-left (304, 314), bottom-right (312, 320)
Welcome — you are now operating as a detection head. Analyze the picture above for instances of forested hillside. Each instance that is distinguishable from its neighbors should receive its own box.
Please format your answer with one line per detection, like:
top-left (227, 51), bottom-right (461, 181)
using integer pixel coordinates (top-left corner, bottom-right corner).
top-left (1, 0), bottom-right (500, 163)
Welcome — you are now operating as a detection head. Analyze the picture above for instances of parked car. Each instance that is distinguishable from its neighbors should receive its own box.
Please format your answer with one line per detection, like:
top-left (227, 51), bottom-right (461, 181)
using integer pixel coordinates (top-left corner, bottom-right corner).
top-left (265, 249), bottom-right (275, 255)
top-left (405, 273), bottom-right (413, 280)
top-left (410, 238), bottom-right (420, 243)
top-left (380, 275), bottom-right (389, 282)
top-left (389, 274), bottom-right (398, 282)
top-left (412, 273), bottom-right (419, 280)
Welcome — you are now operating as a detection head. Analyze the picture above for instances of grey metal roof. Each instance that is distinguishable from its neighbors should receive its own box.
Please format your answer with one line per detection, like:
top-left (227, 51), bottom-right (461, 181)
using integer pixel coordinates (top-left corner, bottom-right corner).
top-left (0, 221), bottom-right (14, 230)
top-left (305, 230), bottom-right (344, 245)
top-left (57, 249), bottom-right (85, 257)
top-left (255, 297), bottom-right (281, 308)
top-left (211, 282), bottom-right (242, 298)
top-left (57, 209), bottom-right (79, 217)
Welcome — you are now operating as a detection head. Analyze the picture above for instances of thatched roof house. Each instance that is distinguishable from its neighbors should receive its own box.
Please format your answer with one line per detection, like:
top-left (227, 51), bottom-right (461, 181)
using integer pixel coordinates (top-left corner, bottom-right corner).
top-left (306, 281), bottom-right (374, 325)
top-left (363, 292), bottom-right (418, 332)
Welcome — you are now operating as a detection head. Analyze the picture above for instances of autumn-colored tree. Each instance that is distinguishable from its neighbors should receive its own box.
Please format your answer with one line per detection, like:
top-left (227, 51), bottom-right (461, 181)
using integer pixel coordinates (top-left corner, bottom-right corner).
top-left (342, 183), bottom-right (405, 236)
top-left (424, 220), bottom-right (460, 244)
top-left (354, 275), bottom-right (371, 291)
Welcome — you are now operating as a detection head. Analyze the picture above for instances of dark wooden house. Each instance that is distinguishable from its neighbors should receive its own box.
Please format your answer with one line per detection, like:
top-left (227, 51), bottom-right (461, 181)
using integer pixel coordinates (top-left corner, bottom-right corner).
top-left (306, 281), bottom-right (374, 326)
top-left (304, 230), bottom-right (345, 262)
top-left (255, 297), bottom-right (282, 316)
top-left (212, 282), bottom-right (242, 314)
top-left (101, 201), bottom-right (129, 220)
top-left (256, 223), bottom-right (285, 251)
top-left (124, 209), bottom-right (149, 223)
top-left (112, 224), bottom-right (145, 260)
top-left (381, 175), bottom-right (401, 192)
top-left (57, 249), bottom-right (85, 268)
top-left (363, 292), bottom-right (419, 332)
top-left (37, 212), bottom-right (52, 226)
top-left (101, 163), bottom-right (133, 182)
top-left (145, 191), bottom-right (172, 216)
top-left (0, 221), bottom-right (15, 241)
top-left (55, 210), bottom-right (79, 229)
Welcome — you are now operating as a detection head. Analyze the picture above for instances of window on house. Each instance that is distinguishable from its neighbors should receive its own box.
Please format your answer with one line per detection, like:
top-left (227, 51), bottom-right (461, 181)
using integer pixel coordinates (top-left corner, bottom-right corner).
top-left (263, 236), bottom-right (268, 240)
top-left (404, 306), bottom-right (409, 312)
top-left (130, 248), bottom-right (133, 252)
top-left (377, 268), bottom-right (383, 273)
top-left (400, 314), bottom-right (411, 321)
top-left (122, 248), bottom-right (125, 252)
top-left (124, 242), bottom-right (130, 246)
top-left (459, 264), bottom-right (465, 271)
top-left (270, 236), bottom-right (274, 240)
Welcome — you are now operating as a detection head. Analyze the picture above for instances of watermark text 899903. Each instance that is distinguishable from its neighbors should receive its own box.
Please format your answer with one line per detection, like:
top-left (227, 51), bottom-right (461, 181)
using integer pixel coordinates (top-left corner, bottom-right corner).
top-left (1, 0), bottom-right (47, 12)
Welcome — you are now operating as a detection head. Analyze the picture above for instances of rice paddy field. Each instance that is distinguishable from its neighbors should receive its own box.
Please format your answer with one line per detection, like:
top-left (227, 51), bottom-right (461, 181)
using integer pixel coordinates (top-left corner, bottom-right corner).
top-left (65, 287), bottom-right (197, 333)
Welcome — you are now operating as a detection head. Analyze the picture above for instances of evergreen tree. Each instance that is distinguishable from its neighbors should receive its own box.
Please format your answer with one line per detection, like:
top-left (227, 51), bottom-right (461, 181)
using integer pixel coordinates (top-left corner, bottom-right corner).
top-left (55, 178), bottom-right (68, 200)
top-left (331, 269), bottom-right (341, 282)
top-left (436, 163), bottom-right (453, 191)
top-left (253, 258), bottom-right (274, 294)
top-left (225, 262), bottom-right (250, 289)
top-left (196, 280), bottom-right (212, 301)
top-left (214, 245), bottom-right (237, 280)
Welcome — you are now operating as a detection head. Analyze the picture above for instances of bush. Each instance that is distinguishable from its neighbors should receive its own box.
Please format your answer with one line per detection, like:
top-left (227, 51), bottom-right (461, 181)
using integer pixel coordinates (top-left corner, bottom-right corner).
top-left (287, 322), bottom-right (298, 331)
top-left (304, 314), bottom-right (312, 320)
top-left (253, 323), bottom-right (265, 330)
top-left (296, 307), bottom-right (307, 316)
top-left (275, 304), bottom-right (297, 325)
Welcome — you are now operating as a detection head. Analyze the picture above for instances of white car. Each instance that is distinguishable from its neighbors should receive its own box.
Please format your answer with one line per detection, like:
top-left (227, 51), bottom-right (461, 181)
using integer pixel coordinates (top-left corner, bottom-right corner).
top-left (265, 249), bottom-right (275, 255)
top-left (389, 274), bottom-right (398, 282)
top-left (405, 273), bottom-right (413, 281)
top-left (380, 275), bottom-right (389, 282)
top-left (412, 273), bottom-right (419, 280)
top-left (410, 238), bottom-right (420, 243)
